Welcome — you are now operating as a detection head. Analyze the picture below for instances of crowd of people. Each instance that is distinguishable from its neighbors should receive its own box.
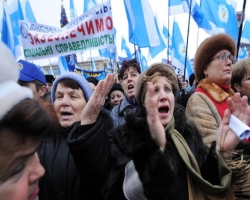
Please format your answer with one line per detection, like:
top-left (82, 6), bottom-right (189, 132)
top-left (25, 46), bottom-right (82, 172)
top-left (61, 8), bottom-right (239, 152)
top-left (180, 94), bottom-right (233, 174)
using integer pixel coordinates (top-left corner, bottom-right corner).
top-left (1, 33), bottom-right (250, 200)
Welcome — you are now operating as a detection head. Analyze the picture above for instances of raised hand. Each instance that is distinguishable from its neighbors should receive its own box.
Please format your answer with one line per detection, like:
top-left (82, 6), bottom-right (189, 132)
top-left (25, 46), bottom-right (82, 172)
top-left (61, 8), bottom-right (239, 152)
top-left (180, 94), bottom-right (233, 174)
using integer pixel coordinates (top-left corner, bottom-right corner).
top-left (145, 82), bottom-right (166, 151)
top-left (216, 93), bottom-right (250, 156)
top-left (81, 73), bottom-right (115, 125)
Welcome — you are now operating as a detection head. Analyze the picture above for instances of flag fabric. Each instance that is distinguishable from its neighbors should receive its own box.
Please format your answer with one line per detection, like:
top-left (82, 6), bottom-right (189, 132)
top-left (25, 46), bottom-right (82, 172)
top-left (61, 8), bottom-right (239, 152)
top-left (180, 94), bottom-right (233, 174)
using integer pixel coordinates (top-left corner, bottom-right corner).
top-left (4, 0), bottom-right (25, 58)
top-left (241, 18), bottom-right (250, 44)
top-left (84, 0), bottom-right (97, 13)
top-left (168, 0), bottom-right (204, 25)
top-left (21, 0), bottom-right (36, 22)
top-left (121, 36), bottom-right (132, 59)
top-left (148, 17), bottom-right (167, 60)
top-left (70, 0), bottom-right (78, 21)
top-left (198, 0), bottom-right (238, 42)
top-left (58, 56), bottom-right (69, 75)
top-left (238, 47), bottom-right (248, 60)
top-left (49, 64), bottom-right (55, 76)
top-left (91, 59), bottom-right (97, 71)
top-left (123, 0), bottom-right (160, 47)
top-left (163, 26), bottom-right (172, 56)
top-left (171, 20), bottom-right (192, 78)
top-left (141, 54), bottom-right (148, 72)
top-left (1, 1), bottom-right (14, 51)
top-left (98, 28), bottom-right (116, 59)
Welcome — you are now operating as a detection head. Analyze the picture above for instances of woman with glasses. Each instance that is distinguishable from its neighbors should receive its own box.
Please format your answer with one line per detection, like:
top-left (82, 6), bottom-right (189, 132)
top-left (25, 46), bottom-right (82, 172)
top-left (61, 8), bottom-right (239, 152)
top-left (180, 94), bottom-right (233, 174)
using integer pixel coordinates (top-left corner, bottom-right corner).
top-left (185, 33), bottom-right (238, 149)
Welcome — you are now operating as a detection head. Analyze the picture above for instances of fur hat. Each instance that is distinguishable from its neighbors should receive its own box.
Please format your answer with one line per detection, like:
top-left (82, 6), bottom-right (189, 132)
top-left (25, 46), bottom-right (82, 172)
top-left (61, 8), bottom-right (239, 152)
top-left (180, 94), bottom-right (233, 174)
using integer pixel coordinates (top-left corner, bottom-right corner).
top-left (51, 72), bottom-right (93, 103)
top-left (194, 33), bottom-right (236, 82)
top-left (135, 63), bottom-right (178, 106)
top-left (108, 83), bottom-right (124, 98)
top-left (0, 42), bottom-right (33, 120)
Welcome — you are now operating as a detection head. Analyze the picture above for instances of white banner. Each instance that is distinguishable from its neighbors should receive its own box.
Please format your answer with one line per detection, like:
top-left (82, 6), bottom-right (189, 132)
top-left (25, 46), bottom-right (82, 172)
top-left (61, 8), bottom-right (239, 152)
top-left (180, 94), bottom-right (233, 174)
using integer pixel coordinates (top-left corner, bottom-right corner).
top-left (19, 0), bottom-right (114, 60)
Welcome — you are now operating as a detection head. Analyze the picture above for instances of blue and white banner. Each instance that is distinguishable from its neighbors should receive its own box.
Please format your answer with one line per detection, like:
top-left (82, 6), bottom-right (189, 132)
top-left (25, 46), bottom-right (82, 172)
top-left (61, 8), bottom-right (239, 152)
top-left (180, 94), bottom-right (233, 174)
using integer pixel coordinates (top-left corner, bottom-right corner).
top-left (20, 0), bottom-right (36, 22)
top-left (19, 0), bottom-right (114, 60)
top-left (124, 0), bottom-right (160, 47)
top-left (58, 56), bottom-right (69, 75)
top-left (238, 47), bottom-right (248, 60)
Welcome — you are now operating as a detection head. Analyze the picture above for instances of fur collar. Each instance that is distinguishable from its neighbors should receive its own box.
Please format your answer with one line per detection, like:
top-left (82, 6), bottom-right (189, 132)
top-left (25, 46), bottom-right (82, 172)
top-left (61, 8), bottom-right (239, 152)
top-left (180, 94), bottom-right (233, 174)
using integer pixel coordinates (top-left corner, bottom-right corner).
top-left (197, 79), bottom-right (235, 103)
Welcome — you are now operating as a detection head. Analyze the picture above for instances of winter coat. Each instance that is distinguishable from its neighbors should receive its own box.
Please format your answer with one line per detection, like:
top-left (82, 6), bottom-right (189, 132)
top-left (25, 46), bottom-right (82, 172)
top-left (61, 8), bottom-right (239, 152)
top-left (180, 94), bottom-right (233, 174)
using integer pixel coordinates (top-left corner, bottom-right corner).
top-left (38, 126), bottom-right (82, 200)
top-left (104, 103), bottom-right (234, 200)
top-left (186, 79), bottom-right (234, 148)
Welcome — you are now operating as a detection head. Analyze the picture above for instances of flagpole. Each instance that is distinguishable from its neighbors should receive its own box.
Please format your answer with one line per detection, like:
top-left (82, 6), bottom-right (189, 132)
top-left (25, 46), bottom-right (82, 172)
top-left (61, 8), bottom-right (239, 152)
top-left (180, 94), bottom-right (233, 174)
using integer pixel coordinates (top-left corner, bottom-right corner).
top-left (183, 0), bottom-right (193, 79)
top-left (236, 0), bottom-right (247, 59)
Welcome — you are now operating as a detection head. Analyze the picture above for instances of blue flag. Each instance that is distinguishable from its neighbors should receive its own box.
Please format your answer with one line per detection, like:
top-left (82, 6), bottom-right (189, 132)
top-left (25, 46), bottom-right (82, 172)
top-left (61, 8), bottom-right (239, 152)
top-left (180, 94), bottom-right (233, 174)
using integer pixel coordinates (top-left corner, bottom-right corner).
top-left (163, 26), bottom-right (172, 56)
top-left (21, 0), bottom-right (36, 22)
top-left (49, 64), bottom-right (55, 76)
top-left (4, 0), bottom-right (25, 58)
top-left (123, 0), bottom-right (160, 47)
top-left (121, 36), bottom-right (132, 59)
top-left (141, 54), bottom-right (148, 72)
top-left (198, 0), bottom-right (238, 42)
top-left (241, 18), bottom-right (250, 44)
top-left (171, 21), bottom-right (192, 78)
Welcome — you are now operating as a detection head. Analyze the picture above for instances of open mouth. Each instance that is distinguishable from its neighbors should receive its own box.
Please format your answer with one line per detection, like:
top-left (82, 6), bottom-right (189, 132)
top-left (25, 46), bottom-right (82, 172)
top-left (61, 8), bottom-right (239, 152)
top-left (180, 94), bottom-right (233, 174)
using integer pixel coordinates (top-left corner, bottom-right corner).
top-left (158, 106), bottom-right (169, 114)
top-left (128, 84), bottom-right (134, 90)
top-left (61, 111), bottom-right (73, 116)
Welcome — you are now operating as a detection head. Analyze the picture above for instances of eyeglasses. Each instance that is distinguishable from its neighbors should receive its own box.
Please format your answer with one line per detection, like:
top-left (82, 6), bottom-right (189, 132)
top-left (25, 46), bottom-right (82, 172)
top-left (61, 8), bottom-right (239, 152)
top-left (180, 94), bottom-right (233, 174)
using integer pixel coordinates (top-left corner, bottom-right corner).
top-left (212, 52), bottom-right (236, 64)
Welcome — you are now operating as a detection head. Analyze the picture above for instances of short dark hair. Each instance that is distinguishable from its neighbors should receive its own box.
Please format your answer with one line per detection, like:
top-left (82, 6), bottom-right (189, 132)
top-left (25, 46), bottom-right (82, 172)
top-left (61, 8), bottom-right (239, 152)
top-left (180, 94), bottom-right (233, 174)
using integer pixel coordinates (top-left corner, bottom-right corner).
top-left (59, 79), bottom-right (81, 90)
top-left (119, 59), bottom-right (141, 78)
top-left (18, 80), bottom-right (45, 92)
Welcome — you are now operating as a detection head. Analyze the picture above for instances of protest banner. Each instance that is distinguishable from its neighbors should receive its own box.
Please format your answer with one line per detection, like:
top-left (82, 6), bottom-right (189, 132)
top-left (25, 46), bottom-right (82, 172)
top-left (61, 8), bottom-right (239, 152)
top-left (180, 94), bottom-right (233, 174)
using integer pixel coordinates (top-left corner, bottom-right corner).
top-left (19, 0), bottom-right (114, 60)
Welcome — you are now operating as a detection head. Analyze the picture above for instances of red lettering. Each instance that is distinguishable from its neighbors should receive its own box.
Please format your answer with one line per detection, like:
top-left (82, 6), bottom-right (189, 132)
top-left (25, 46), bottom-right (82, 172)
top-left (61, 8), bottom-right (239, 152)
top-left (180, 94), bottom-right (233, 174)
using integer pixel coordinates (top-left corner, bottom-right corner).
top-left (28, 33), bottom-right (34, 45)
top-left (86, 20), bottom-right (95, 34)
top-left (34, 34), bottom-right (41, 44)
top-left (95, 19), bottom-right (104, 32)
top-left (106, 17), bottom-right (113, 30)
top-left (70, 30), bottom-right (77, 38)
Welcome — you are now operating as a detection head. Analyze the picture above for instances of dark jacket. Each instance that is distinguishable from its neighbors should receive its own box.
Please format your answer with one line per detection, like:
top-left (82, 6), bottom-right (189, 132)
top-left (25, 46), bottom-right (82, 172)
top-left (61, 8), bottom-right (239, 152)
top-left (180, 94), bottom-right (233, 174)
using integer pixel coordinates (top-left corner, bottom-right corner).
top-left (38, 126), bottom-right (82, 200)
top-left (67, 108), bottom-right (113, 200)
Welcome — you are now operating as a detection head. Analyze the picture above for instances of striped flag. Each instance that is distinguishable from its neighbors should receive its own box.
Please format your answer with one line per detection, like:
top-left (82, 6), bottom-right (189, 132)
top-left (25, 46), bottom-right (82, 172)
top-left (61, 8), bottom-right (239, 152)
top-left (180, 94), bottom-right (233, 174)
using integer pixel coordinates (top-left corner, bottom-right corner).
top-left (124, 0), bottom-right (160, 47)
top-left (241, 18), bottom-right (250, 44)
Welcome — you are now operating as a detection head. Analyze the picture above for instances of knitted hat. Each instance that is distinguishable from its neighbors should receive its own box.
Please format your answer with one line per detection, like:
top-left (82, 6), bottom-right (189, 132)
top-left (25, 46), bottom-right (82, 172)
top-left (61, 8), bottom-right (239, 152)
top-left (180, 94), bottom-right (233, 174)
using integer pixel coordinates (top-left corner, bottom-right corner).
top-left (194, 33), bottom-right (236, 82)
top-left (51, 72), bottom-right (93, 103)
top-left (108, 83), bottom-right (124, 98)
top-left (0, 42), bottom-right (33, 120)
top-left (18, 59), bottom-right (46, 85)
top-left (135, 63), bottom-right (178, 106)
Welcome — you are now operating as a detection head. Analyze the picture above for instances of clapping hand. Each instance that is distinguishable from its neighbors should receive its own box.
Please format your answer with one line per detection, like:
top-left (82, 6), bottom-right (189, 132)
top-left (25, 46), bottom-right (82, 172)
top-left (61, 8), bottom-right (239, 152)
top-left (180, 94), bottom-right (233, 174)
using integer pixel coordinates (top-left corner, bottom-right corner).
top-left (216, 93), bottom-right (250, 156)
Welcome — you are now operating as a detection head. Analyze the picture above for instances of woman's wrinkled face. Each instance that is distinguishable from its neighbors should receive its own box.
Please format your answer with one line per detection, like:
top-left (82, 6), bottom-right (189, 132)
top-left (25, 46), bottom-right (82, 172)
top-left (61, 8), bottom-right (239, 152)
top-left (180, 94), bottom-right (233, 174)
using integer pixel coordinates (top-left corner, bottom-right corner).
top-left (149, 76), bottom-right (175, 126)
top-left (0, 131), bottom-right (44, 200)
top-left (204, 49), bottom-right (233, 85)
top-left (54, 82), bottom-right (87, 128)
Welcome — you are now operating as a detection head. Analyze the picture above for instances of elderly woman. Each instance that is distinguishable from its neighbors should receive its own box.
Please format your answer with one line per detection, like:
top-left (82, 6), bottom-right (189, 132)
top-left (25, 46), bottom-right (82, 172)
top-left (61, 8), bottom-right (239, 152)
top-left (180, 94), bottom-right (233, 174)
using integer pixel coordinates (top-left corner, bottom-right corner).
top-left (0, 42), bottom-right (54, 200)
top-left (186, 33), bottom-right (237, 148)
top-left (38, 72), bottom-right (114, 200)
top-left (68, 63), bottom-right (250, 200)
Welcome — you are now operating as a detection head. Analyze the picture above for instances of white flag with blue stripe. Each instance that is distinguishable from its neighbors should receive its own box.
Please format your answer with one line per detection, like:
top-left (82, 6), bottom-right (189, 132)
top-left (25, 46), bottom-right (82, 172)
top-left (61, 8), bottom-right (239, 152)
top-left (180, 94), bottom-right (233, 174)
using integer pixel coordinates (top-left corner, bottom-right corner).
top-left (84, 0), bottom-right (97, 13)
top-left (198, 0), bottom-right (238, 42)
top-left (171, 20), bottom-right (193, 77)
top-left (241, 18), bottom-right (250, 44)
top-left (124, 0), bottom-right (160, 47)
top-left (168, 0), bottom-right (204, 25)
top-left (91, 58), bottom-right (97, 71)
top-left (148, 16), bottom-right (166, 60)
